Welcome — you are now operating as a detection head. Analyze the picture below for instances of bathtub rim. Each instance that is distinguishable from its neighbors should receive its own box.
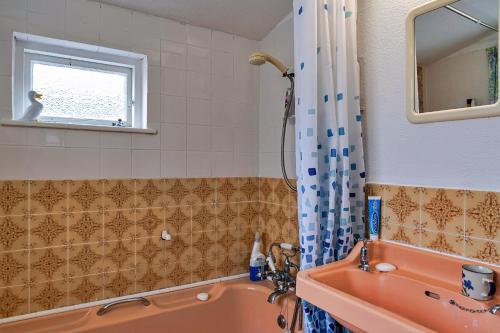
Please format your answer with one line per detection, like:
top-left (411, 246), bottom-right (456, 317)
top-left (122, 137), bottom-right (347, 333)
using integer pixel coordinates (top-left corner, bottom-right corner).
top-left (0, 273), bottom-right (250, 325)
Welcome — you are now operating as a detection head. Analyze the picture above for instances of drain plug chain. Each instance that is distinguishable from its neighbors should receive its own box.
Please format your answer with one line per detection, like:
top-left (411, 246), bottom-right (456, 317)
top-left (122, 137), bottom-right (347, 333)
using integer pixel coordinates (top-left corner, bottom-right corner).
top-left (449, 299), bottom-right (491, 313)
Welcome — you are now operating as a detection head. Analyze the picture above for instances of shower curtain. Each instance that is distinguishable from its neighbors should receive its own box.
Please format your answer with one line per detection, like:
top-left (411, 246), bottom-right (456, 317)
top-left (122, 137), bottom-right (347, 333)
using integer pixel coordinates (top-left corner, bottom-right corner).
top-left (293, 1), bottom-right (365, 332)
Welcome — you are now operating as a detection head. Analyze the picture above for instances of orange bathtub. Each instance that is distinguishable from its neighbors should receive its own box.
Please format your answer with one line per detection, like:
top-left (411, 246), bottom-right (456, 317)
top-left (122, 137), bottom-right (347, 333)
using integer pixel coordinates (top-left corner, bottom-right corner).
top-left (0, 279), bottom-right (299, 333)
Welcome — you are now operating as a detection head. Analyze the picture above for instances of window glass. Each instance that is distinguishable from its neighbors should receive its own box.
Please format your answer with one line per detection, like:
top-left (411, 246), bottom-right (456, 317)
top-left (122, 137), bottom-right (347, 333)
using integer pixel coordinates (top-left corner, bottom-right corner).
top-left (31, 61), bottom-right (129, 123)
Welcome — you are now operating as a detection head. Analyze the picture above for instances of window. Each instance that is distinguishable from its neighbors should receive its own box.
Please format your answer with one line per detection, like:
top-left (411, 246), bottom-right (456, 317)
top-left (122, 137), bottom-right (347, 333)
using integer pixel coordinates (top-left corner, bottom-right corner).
top-left (10, 32), bottom-right (150, 131)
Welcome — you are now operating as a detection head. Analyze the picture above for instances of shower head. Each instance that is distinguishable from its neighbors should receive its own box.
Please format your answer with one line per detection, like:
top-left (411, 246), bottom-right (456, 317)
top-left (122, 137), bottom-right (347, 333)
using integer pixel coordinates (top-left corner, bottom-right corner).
top-left (248, 52), bottom-right (289, 75)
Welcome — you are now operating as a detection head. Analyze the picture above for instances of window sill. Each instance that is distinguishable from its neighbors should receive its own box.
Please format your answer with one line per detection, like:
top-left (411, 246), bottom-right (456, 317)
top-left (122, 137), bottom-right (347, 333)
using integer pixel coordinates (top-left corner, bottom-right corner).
top-left (0, 120), bottom-right (157, 135)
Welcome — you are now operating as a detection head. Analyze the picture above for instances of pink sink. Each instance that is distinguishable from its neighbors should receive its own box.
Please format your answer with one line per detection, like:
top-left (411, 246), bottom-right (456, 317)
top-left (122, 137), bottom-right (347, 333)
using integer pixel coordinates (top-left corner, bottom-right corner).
top-left (296, 241), bottom-right (500, 333)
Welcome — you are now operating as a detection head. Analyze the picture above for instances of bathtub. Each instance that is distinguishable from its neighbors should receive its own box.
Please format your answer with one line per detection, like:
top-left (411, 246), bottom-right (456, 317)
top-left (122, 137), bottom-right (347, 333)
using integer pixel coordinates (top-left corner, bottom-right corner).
top-left (0, 279), bottom-right (299, 333)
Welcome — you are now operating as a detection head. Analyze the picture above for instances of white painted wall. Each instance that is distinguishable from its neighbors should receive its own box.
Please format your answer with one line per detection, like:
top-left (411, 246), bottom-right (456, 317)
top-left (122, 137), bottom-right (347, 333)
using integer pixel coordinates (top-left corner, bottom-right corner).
top-left (258, 14), bottom-right (295, 178)
top-left (424, 35), bottom-right (496, 112)
top-left (0, 0), bottom-right (259, 180)
top-left (358, 0), bottom-right (500, 191)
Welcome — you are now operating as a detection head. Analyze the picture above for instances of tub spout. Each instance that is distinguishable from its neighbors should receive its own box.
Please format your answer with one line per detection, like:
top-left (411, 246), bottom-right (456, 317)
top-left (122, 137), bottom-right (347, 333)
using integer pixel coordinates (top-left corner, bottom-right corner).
top-left (268, 290), bottom-right (286, 304)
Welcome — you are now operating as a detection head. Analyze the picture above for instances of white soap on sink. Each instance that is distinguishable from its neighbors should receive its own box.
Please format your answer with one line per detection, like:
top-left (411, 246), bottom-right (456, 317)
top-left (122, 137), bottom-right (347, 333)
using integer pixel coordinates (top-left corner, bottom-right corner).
top-left (375, 263), bottom-right (396, 272)
top-left (197, 293), bottom-right (209, 301)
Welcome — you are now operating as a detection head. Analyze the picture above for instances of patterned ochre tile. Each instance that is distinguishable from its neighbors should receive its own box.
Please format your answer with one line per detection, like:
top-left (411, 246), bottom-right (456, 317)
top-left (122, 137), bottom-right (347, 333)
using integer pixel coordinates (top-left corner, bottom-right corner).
top-left (0, 216), bottom-right (28, 251)
top-left (0, 181), bottom-right (28, 216)
top-left (103, 270), bottom-right (135, 298)
top-left (102, 240), bottom-right (135, 272)
top-left (238, 202), bottom-right (260, 228)
top-left (465, 238), bottom-right (499, 265)
top-left (421, 230), bottom-right (464, 256)
top-left (466, 191), bottom-right (500, 241)
top-left (270, 178), bottom-right (290, 206)
top-left (135, 264), bottom-right (166, 292)
top-left (382, 225), bottom-right (420, 247)
top-left (68, 212), bottom-right (103, 244)
top-left (30, 247), bottom-right (67, 283)
top-left (30, 181), bottom-right (68, 214)
top-left (136, 179), bottom-right (164, 209)
top-left (164, 179), bottom-right (190, 206)
top-left (68, 274), bottom-right (103, 306)
top-left (240, 177), bottom-right (259, 202)
top-left (68, 243), bottom-right (103, 277)
top-left (165, 206), bottom-right (191, 235)
top-left (191, 231), bottom-right (217, 282)
top-left (422, 188), bottom-right (464, 234)
top-left (185, 178), bottom-right (216, 205)
top-left (0, 251), bottom-right (28, 286)
top-left (259, 178), bottom-right (272, 202)
top-left (30, 214), bottom-right (67, 248)
top-left (102, 180), bottom-right (135, 210)
top-left (216, 178), bottom-right (241, 203)
top-left (136, 237), bottom-right (165, 267)
top-left (136, 208), bottom-right (164, 238)
top-left (68, 180), bottom-right (102, 212)
top-left (30, 280), bottom-right (68, 313)
top-left (384, 186), bottom-right (420, 226)
top-left (164, 258), bottom-right (191, 288)
top-left (164, 233), bottom-right (191, 262)
top-left (216, 203), bottom-right (239, 230)
top-left (0, 285), bottom-right (28, 318)
top-left (192, 204), bottom-right (216, 233)
top-left (103, 210), bottom-right (135, 241)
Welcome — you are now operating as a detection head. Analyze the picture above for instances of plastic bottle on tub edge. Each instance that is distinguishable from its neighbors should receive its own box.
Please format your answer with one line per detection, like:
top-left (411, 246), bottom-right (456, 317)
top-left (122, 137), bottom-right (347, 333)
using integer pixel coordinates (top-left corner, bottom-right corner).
top-left (249, 232), bottom-right (266, 281)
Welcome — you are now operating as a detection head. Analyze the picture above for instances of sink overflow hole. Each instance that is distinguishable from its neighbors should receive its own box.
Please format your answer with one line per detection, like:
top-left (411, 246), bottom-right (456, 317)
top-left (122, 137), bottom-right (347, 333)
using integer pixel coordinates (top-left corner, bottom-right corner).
top-left (424, 291), bottom-right (440, 300)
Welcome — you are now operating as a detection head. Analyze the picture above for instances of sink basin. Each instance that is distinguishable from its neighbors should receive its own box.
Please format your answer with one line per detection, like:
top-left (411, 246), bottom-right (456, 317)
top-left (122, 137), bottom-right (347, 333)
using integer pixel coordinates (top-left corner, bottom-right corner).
top-left (296, 241), bottom-right (500, 333)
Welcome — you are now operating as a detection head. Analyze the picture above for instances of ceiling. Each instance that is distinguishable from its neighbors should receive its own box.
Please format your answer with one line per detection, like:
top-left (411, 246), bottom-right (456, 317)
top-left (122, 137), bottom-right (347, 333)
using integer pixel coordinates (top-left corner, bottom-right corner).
top-left (416, 0), bottom-right (498, 65)
top-left (98, 0), bottom-right (292, 40)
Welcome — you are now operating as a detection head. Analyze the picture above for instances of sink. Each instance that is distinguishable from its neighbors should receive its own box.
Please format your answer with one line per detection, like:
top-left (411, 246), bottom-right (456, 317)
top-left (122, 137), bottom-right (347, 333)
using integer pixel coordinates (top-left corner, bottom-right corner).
top-left (296, 241), bottom-right (500, 333)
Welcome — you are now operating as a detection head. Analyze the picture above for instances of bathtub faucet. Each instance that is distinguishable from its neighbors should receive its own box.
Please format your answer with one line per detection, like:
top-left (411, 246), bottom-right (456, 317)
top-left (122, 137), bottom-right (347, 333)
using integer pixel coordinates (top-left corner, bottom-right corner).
top-left (262, 242), bottom-right (300, 304)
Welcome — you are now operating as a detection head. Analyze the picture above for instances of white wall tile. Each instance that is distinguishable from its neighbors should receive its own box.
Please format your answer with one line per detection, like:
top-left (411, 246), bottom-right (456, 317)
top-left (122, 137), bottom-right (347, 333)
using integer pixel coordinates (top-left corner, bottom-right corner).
top-left (187, 46), bottom-right (210, 74)
top-left (212, 51), bottom-right (233, 78)
top-left (131, 123), bottom-right (161, 149)
top-left (148, 66), bottom-right (161, 94)
top-left (163, 18), bottom-right (186, 43)
top-left (211, 31), bottom-right (234, 52)
top-left (101, 148), bottom-right (131, 178)
top-left (0, 146), bottom-right (30, 179)
top-left (161, 123), bottom-right (186, 150)
top-left (186, 71), bottom-right (210, 99)
top-left (187, 151), bottom-right (211, 177)
top-left (162, 67), bottom-right (186, 96)
top-left (147, 93), bottom-right (162, 123)
top-left (211, 75), bottom-right (234, 102)
top-left (0, 76), bottom-right (12, 110)
top-left (211, 101), bottom-right (235, 127)
top-left (212, 151), bottom-right (234, 177)
top-left (161, 95), bottom-right (186, 124)
top-left (132, 149), bottom-right (161, 178)
top-left (211, 126), bottom-right (233, 152)
top-left (0, 42), bottom-right (11, 76)
top-left (100, 132), bottom-right (131, 149)
top-left (235, 153), bottom-right (258, 177)
top-left (187, 98), bottom-right (211, 125)
top-left (27, 128), bottom-right (64, 147)
top-left (63, 130), bottom-right (100, 148)
top-left (187, 125), bottom-right (210, 151)
top-left (161, 150), bottom-right (186, 178)
top-left (186, 25), bottom-right (211, 48)
top-left (0, 126), bottom-right (27, 145)
top-left (64, 148), bottom-right (100, 179)
top-left (161, 40), bottom-right (186, 69)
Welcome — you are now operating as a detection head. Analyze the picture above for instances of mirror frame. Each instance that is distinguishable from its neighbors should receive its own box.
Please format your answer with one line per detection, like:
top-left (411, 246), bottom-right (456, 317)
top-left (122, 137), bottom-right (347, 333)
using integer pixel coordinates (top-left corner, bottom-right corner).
top-left (406, 0), bottom-right (500, 123)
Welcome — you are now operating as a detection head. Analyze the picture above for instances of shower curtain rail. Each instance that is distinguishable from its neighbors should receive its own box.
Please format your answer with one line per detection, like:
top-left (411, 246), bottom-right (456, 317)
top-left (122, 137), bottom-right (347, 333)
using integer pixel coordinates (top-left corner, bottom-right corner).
top-left (444, 5), bottom-right (498, 32)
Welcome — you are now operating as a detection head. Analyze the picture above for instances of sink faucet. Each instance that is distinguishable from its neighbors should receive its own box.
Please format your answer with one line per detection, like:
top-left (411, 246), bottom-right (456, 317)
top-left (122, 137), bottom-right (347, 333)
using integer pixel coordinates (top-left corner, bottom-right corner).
top-left (359, 239), bottom-right (370, 272)
top-left (491, 304), bottom-right (500, 315)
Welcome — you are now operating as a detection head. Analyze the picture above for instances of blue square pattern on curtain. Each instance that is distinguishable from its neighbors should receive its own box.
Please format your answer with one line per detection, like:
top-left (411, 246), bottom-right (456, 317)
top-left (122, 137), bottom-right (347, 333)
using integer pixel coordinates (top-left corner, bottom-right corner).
top-left (293, 0), bottom-right (365, 332)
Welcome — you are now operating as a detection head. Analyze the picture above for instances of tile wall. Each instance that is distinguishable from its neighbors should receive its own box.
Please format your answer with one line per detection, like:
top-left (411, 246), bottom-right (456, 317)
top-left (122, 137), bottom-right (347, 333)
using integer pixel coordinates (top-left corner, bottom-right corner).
top-left (0, 177), bottom-right (299, 319)
top-left (367, 183), bottom-right (499, 265)
top-left (0, 0), bottom-right (259, 180)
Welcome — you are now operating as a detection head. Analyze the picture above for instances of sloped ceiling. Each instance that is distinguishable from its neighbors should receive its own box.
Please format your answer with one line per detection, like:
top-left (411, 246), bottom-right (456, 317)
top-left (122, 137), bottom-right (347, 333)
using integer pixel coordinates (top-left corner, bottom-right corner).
top-left (98, 0), bottom-right (293, 40)
top-left (416, 0), bottom-right (498, 65)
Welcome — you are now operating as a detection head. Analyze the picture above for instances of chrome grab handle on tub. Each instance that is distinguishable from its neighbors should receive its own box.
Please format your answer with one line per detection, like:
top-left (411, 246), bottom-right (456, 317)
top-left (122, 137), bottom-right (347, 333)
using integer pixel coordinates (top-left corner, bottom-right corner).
top-left (97, 297), bottom-right (150, 316)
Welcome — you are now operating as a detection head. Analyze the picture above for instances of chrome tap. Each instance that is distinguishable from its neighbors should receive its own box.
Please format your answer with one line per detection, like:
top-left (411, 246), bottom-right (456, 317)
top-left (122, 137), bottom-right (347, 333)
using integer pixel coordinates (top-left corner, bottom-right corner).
top-left (359, 239), bottom-right (370, 272)
top-left (491, 304), bottom-right (500, 315)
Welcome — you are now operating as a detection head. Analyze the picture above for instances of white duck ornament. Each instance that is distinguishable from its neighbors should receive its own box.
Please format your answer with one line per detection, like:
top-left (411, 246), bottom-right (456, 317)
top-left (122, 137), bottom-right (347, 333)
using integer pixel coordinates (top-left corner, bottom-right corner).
top-left (20, 91), bottom-right (43, 121)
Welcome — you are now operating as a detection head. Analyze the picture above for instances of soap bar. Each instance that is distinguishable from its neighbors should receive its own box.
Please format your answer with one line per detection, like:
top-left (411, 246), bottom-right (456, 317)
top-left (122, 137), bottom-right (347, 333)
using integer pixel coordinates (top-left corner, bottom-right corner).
top-left (197, 293), bottom-right (209, 301)
top-left (375, 263), bottom-right (396, 272)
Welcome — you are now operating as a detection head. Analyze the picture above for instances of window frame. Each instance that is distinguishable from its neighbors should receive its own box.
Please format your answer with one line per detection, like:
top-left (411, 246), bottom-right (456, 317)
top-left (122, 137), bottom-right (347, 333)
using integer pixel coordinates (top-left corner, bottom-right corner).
top-left (11, 32), bottom-right (149, 130)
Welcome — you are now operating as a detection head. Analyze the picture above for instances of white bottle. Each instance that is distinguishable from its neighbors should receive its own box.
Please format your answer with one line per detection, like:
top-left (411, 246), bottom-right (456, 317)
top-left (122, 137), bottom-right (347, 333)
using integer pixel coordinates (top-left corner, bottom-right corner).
top-left (249, 232), bottom-right (265, 281)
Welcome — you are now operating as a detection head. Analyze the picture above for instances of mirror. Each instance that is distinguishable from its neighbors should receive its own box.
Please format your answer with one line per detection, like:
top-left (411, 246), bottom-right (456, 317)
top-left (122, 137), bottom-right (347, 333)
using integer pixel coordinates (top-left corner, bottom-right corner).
top-left (407, 0), bottom-right (500, 123)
